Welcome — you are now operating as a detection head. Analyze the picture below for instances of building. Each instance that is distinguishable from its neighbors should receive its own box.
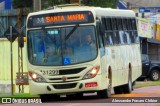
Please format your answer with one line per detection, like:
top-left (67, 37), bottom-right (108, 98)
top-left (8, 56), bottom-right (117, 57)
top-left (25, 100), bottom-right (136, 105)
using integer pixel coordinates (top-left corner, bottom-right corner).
top-left (118, 0), bottom-right (160, 39)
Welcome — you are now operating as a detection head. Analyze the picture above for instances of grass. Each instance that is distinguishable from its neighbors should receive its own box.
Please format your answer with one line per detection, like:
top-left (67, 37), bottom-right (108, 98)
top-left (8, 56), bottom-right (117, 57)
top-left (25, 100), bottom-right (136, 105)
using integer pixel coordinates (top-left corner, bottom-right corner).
top-left (11, 93), bottom-right (39, 98)
top-left (0, 93), bottom-right (39, 103)
top-left (135, 81), bottom-right (160, 88)
top-left (157, 104), bottom-right (160, 106)
top-left (0, 93), bottom-right (39, 98)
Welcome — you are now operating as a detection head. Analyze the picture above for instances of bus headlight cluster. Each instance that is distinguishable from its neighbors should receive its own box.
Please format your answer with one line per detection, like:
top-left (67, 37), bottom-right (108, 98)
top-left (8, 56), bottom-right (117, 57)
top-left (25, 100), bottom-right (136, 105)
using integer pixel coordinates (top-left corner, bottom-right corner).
top-left (83, 66), bottom-right (100, 79)
top-left (29, 71), bottom-right (46, 83)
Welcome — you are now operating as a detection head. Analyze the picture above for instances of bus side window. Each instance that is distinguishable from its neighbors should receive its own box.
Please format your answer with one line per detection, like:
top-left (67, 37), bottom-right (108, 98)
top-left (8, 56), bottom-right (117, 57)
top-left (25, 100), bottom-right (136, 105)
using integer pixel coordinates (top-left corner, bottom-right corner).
top-left (133, 31), bottom-right (139, 43)
top-left (129, 33), bottom-right (134, 44)
top-left (125, 31), bottom-right (131, 44)
top-left (122, 18), bottom-right (127, 30)
top-left (113, 32), bottom-right (120, 45)
top-left (112, 18), bottom-right (118, 30)
top-left (101, 18), bottom-right (107, 30)
top-left (131, 18), bottom-right (139, 43)
top-left (119, 31), bottom-right (126, 44)
top-left (117, 18), bottom-right (123, 30)
top-left (105, 32), bottom-right (114, 45)
top-left (99, 34), bottom-right (104, 48)
top-left (105, 33), bottom-right (110, 45)
top-left (117, 18), bottom-right (124, 44)
top-left (113, 18), bottom-right (120, 45)
top-left (127, 19), bottom-right (132, 30)
top-left (131, 19), bottom-right (137, 30)
top-left (96, 21), bottom-right (104, 48)
top-left (105, 18), bottom-right (112, 30)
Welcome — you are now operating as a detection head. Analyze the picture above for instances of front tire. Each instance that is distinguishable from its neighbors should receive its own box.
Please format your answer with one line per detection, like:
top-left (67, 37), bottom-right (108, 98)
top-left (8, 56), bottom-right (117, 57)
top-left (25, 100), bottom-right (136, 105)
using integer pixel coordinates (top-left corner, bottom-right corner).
top-left (123, 74), bottom-right (132, 93)
top-left (97, 74), bottom-right (112, 98)
top-left (150, 69), bottom-right (160, 81)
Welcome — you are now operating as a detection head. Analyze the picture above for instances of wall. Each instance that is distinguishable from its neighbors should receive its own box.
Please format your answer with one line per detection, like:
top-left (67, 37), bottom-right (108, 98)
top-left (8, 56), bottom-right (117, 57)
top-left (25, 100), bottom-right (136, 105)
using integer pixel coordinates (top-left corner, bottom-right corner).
top-left (0, 9), bottom-right (29, 94)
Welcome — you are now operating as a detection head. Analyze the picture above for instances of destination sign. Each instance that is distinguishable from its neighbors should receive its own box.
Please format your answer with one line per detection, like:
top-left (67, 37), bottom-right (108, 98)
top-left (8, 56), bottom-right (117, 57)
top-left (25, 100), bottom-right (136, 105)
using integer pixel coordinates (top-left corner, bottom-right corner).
top-left (27, 11), bottom-right (94, 28)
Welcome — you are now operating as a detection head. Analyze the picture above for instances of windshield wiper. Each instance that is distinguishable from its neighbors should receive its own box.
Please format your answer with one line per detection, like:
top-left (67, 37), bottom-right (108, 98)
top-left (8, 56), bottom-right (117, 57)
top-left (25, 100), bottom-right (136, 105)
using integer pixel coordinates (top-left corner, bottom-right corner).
top-left (65, 24), bottom-right (79, 40)
top-left (42, 27), bottom-right (57, 43)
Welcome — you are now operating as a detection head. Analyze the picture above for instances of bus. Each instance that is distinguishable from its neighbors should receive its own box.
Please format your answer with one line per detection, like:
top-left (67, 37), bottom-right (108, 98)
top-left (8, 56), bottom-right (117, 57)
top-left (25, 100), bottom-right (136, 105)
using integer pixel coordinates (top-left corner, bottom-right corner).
top-left (26, 5), bottom-right (142, 101)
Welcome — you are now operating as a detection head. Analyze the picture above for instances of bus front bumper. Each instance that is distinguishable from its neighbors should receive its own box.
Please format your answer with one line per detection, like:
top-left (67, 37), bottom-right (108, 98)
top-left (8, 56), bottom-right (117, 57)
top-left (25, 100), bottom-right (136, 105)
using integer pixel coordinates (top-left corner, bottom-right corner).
top-left (29, 75), bottom-right (108, 95)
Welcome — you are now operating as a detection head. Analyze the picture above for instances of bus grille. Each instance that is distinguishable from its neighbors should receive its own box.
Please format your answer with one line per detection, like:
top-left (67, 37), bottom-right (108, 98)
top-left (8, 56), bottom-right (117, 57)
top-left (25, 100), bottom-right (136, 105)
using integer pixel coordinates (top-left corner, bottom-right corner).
top-left (58, 67), bottom-right (86, 75)
top-left (53, 83), bottom-right (77, 89)
top-left (49, 76), bottom-right (80, 81)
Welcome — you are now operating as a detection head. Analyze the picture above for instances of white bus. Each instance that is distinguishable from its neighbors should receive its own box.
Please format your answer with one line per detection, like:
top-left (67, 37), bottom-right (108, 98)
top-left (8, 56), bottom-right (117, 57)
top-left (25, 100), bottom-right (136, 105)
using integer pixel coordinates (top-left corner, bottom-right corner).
top-left (26, 5), bottom-right (141, 101)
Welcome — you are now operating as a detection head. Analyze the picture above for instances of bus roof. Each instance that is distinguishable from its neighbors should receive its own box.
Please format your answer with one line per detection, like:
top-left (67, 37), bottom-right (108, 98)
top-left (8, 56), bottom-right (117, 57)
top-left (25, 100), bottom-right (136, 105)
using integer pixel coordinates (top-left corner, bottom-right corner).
top-left (28, 6), bottom-right (135, 18)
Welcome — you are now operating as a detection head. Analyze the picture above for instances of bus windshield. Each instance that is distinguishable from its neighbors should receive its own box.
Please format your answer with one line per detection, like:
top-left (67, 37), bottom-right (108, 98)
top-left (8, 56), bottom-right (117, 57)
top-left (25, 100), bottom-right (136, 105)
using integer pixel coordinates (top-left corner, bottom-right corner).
top-left (27, 25), bottom-right (97, 66)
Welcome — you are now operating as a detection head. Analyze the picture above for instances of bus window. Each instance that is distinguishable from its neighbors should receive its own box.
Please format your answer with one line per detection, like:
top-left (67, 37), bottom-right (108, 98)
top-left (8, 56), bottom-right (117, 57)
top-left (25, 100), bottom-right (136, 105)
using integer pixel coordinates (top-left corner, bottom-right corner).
top-left (105, 32), bottom-right (114, 45)
top-left (105, 18), bottom-right (112, 30)
top-left (127, 19), bottom-right (132, 30)
top-left (125, 31), bottom-right (131, 44)
top-left (101, 18), bottom-right (107, 30)
top-left (132, 31), bottom-right (139, 43)
top-left (122, 18), bottom-right (128, 30)
top-left (117, 18), bottom-right (123, 30)
top-left (112, 18), bottom-right (118, 30)
top-left (123, 32), bottom-right (128, 44)
top-left (130, 32), bottom-right (135, 43)
top-left (119, 31), bottom-right (127, 44)
top-left (131, 19), bottom-right (137, 30)
top-left (113, 32), bottom-right (120, 45)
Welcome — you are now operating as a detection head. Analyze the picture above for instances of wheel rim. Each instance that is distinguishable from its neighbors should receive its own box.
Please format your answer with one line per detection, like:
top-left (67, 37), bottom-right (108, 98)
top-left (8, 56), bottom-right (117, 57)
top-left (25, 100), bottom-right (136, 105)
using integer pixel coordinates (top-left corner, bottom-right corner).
top-left (152, 71), bottom-right (159, 80)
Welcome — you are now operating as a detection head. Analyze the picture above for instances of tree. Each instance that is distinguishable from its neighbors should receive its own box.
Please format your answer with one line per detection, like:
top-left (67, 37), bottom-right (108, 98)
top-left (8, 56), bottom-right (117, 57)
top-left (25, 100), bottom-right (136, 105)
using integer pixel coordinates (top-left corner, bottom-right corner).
top-left (82, 0), bottom-right (118, 8)
top-left (12, 0), bottom-right (118, 10)
top-left (41, 0), bottom-right (70, 9)
top-left (12, 0), bottom-right (33, 8)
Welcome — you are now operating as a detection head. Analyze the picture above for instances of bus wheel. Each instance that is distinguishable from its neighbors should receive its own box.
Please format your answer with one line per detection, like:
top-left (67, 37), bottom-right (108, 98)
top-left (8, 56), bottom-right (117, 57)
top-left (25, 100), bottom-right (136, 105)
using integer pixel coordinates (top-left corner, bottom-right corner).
top-left (97, 75), bottom-right (112, 98)
top-left (123, 70), bottom-right (132, 94)
top-left (150, 69), bottom-right (160, 81)
top-left (132, 81), bottom-right (136, 91)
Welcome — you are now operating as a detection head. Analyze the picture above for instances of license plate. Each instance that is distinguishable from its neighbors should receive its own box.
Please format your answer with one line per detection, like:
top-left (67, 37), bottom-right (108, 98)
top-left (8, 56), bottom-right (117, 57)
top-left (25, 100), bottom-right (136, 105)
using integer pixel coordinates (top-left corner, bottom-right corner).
top-left (85, 82), bottom-right (98, 88)
top-left (40, 70), bottom-right (59, 76)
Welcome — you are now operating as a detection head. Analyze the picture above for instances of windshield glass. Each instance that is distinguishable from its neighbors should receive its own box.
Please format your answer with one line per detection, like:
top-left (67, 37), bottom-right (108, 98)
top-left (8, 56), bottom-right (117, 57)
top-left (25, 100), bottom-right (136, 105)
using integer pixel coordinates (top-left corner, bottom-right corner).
top-left (27, 26), bottom-right (97, 66)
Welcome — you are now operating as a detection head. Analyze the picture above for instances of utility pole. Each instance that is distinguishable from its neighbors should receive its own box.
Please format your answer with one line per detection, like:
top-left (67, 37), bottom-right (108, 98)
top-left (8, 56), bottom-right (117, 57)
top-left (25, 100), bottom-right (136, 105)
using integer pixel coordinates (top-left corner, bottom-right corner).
top-left (33, 0), bottom-right (41, 11)
top-left (10, 26), bottom-right (13, 95)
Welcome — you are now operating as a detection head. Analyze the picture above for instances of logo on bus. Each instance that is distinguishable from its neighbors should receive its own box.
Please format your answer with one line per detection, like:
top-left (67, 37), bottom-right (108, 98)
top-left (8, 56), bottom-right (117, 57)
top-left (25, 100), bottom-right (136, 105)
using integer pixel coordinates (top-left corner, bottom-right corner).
top-left (61, 76), bottom-right (67, 81)
top-left (36, 17), bottom-right (45, 24)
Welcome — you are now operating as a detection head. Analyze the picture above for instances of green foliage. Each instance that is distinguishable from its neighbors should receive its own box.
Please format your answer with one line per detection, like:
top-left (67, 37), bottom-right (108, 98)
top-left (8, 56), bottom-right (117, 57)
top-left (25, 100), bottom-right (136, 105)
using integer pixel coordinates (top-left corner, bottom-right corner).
top-left (12, 0), bottom-right (118, 9)
top-left (41, 0), bottom-right (70, 9)
top-left (82, 0), bottom-right (118, 8)
top-left (135, 81), bottom-right (160, 88)
top-left (12, 0), bottom-right (33, 8)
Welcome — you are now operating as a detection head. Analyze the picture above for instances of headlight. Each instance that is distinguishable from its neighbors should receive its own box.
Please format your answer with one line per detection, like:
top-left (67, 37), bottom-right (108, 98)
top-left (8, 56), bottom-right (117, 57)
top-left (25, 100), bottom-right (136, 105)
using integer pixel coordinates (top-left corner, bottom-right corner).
top-left (83, 66), bottom-right (100, 79)
top-left (29, 71), bottom-right (46, 82)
